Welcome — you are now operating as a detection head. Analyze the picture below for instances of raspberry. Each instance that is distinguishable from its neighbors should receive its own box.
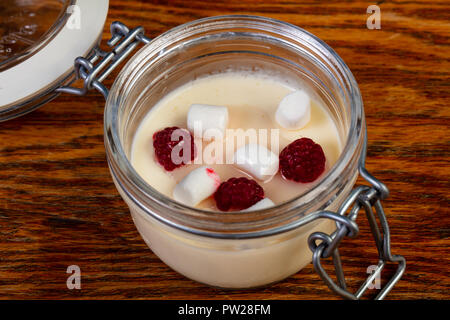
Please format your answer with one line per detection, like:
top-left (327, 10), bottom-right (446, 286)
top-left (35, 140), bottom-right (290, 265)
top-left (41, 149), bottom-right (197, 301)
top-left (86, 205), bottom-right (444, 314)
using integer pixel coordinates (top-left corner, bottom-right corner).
top-left (279, 138), bottom-right (326, 183)
top-left (214, 177), bottom-right (264, 211)
top-left (153, 126), bottom-right (195, 171)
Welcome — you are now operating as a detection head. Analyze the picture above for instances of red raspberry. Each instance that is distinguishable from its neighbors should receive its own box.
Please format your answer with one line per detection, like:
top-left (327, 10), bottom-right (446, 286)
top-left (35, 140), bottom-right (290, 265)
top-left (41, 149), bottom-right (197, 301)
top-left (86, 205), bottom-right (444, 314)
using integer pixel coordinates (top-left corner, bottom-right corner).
top-left (153, 126), bottom-right (195, 171)
top-left (214, 177), bottom-right (264, 211)
top-left (279, 138), bottom-right (326, 183)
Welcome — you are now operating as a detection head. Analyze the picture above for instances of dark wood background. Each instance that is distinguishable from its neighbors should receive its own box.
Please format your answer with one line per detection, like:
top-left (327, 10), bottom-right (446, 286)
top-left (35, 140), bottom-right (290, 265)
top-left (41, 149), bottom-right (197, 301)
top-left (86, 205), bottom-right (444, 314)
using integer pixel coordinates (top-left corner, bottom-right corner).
top-left (0, 0), bottom-right (448, 300)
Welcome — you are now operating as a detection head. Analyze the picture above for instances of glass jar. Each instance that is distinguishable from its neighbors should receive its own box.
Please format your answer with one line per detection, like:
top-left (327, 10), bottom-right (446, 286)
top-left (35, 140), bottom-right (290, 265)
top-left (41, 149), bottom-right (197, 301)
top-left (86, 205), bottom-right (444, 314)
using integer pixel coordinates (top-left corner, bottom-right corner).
top-left (104, 16), bottom-right (364, 289)
top-left (1, 7), bottom-right (404, 297)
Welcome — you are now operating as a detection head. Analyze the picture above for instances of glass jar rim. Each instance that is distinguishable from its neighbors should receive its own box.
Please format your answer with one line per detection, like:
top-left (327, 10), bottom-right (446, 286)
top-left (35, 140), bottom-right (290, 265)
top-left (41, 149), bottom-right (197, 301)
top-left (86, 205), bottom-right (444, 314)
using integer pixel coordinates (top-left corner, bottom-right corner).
top-left (104, 15), bottom-right (365, 238)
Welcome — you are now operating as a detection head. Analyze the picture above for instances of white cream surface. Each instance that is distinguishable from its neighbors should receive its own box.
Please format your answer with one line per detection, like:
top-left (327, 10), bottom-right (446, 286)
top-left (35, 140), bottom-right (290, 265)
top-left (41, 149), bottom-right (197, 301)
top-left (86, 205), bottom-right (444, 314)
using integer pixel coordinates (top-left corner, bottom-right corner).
top-left (131, 72), bottom-right (342, 210)
top-left (122, 71), bottom-right (349, 289)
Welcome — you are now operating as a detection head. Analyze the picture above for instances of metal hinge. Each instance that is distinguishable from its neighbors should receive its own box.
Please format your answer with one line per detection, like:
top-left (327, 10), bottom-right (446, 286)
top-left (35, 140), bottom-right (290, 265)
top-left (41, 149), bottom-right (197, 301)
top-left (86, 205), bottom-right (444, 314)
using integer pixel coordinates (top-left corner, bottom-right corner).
top-left (308, 136), bottom-right (406, 299)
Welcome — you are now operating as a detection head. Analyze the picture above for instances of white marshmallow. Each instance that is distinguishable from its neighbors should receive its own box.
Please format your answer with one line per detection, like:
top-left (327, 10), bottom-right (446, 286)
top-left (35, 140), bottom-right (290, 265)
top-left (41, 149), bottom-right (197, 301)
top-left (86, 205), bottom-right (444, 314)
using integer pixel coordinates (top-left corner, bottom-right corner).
top-left (275, 90), bottom-right (311, 129)
top-left (173, 166), bottom-right (221, 206)
top-left (242, 198), bottom-right (275, 211)
top-left (234, 143), bottom-right (279, 180)
top-left (187, 104), bottom-right (229, 140)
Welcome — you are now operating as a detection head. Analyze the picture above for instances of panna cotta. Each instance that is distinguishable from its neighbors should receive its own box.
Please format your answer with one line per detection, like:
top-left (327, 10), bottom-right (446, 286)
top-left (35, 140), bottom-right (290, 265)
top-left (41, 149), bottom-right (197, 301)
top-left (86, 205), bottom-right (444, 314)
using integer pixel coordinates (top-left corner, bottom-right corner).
top-left (124, 71), bottom-right (347, 288)
top-left (104, 16), bottom-right (364, 290)
top-left (131, 72), bottom-right (342, 210)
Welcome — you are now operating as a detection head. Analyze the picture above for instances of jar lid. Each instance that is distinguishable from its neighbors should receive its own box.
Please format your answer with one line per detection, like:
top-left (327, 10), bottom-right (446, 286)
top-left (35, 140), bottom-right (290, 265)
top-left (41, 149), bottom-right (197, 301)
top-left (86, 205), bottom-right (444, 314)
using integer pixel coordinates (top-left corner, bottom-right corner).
top-left (0, 0), bottom-right (109, 121)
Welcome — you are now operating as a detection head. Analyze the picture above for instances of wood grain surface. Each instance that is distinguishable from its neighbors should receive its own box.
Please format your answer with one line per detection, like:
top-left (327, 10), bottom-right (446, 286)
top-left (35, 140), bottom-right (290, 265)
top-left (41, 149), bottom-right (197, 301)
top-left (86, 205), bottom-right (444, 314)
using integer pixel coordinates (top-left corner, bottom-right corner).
top-left (0, 0), bottom-right (449, 300)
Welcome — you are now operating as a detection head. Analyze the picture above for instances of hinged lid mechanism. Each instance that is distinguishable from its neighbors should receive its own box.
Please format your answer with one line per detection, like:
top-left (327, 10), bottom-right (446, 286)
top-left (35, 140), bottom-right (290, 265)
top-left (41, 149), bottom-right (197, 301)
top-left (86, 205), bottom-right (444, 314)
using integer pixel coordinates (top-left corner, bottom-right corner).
top-left (0, 0), bottom-right (109, 121)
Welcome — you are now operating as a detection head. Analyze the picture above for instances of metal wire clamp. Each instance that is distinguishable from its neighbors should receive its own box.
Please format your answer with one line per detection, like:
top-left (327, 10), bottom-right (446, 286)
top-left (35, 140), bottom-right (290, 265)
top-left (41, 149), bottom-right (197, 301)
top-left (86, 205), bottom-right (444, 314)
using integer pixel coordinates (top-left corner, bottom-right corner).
top-left (58, 21), bottom-right (406, 300)
top-left (308, 136), bottom-right (406, 299)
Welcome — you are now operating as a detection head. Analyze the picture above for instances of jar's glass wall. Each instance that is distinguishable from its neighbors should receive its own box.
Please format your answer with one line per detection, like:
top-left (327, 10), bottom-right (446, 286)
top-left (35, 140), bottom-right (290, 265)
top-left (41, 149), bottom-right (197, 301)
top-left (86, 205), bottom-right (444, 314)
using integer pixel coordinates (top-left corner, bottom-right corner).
top-left (104, 15), bottom-right (364, 288)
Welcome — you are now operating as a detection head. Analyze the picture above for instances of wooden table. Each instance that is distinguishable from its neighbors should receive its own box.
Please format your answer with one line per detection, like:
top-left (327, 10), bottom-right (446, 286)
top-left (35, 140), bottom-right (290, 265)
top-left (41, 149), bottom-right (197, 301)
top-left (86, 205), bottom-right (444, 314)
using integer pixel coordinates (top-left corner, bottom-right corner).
top-left (0, 0), bottom-right (448, 300)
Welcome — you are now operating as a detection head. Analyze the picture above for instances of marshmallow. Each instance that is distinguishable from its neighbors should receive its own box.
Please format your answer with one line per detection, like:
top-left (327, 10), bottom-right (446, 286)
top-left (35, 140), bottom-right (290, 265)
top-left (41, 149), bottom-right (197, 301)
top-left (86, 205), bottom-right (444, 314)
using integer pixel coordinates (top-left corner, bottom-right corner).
top-left (173, 166), bottom-right (221, 206)
top-left (234, 143), bottom-right (279, 180)
top-left (187, 104), bottom-right (229, 140)
top-left (275, 90), bottom-right (311, 129)
top-left (242, 198), bottom-right (275, 211)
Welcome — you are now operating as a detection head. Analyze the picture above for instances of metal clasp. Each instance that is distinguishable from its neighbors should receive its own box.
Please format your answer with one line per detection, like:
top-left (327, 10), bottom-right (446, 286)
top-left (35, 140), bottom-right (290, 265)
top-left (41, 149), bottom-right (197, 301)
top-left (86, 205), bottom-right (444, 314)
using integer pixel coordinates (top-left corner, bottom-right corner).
top-left (308, 135), bottom-right (406, 299)
top-left (58, 21), bottom-right (405, 299)
top-left (57, 22), bottom-right (151, 99)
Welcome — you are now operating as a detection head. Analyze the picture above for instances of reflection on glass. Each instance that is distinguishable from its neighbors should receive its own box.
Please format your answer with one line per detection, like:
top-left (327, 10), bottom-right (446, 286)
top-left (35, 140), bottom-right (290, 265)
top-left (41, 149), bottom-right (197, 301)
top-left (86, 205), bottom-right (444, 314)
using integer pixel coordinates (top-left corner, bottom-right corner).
top-left (0, 0), bottom-right (71, 71)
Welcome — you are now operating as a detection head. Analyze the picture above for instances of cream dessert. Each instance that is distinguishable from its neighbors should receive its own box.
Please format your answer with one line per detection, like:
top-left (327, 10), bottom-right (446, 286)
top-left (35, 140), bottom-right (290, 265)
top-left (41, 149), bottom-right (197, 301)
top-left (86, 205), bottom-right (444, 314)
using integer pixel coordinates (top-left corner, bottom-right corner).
top-left (131, 72), bottom-right (342, 210)
top-left (126, 71), bottom-right (347, 288)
